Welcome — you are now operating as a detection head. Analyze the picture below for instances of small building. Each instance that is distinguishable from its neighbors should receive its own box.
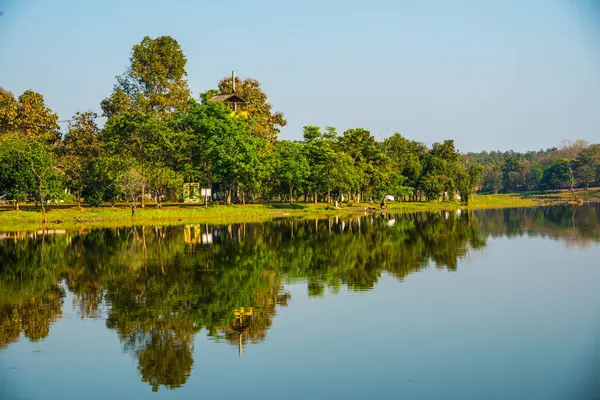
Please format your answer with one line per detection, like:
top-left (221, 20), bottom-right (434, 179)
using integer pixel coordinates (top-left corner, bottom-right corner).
top-left (208, 71), bottom-right (249, 119)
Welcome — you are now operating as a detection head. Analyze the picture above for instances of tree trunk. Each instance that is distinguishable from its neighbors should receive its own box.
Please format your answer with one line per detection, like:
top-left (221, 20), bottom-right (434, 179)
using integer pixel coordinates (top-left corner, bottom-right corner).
top-left (131, 204), bottom-right (135, 217)
top-left (226, 188), bottom-right (232, 205)
top-left (289, 186), bottom-right (293, 203)
top-left (327, 190), bottom-right (331, 203)
top-left (242, 190), bottom-right (245, 205)
top-left (314, 191), bottom-right (318, 204)
top-left (141, 181), bottom-right (145, 208)
top-left (15, 201), bottom-right (19, 211)
top-left (39, 179), bottom-right (46, 223)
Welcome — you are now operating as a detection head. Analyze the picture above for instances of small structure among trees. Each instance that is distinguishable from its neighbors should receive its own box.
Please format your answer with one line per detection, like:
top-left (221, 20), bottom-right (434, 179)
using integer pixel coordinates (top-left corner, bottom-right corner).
top-left (208, 71), bottom-right (249, 119)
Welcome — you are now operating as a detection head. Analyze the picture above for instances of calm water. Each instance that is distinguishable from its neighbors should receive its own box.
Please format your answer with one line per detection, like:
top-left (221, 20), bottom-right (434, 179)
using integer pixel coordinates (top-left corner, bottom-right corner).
top-left (1, 205), bottom-right (599, 399)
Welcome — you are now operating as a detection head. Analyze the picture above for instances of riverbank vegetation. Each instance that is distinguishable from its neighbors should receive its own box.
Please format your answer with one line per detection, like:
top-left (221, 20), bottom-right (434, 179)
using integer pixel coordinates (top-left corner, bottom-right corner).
top-left (1, 35), bottom-right (599, 226)
top-left (0, 191), bottom-right (556, 232)
top-left (465, 141), bottom-right (600, 195)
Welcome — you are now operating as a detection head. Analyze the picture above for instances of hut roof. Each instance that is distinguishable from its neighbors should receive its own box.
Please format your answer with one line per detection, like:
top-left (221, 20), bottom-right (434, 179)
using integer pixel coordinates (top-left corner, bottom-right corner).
top-left (209, 93), bottom-right (249, 104)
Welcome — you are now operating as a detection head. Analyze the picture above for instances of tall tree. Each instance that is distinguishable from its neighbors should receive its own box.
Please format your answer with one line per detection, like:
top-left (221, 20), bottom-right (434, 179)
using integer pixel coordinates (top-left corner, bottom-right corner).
top-left (183, 101), bottom-right (269, 204)
top-left (303, 126), bottom-right (335, 203)
top-left (103, 111), bottom-right (181, 207)
top-left (339, 128), bottom-right (379, 201)
top-left (101, 36), bottom-right (190, 116)
top-left (274, 141), bottom-right (310, 203)
top-left (62, 111), bottom-right (100, 208)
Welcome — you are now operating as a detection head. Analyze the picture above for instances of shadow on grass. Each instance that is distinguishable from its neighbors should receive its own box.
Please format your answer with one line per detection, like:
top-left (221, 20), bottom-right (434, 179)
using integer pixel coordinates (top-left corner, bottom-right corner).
top-left (265, 203), bottom-right (309, 210)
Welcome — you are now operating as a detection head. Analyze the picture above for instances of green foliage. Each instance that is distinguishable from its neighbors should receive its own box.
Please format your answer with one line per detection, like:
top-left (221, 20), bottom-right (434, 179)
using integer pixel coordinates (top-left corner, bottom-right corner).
top-left (101, 36), bottom-right (190, 116)
top-left (62, 111), bottom-right (100, 204)
top-left (147, 165), bottom-right (184, 203)
top-left (541, 158), bottom-right (573, 191)
top-left (82, 155), bottom-right (125, 206)
top-left (274, 141), bottom-right (310, 202)
top-left (16, 35), bottom-right (599, 210)
top-left (466, 141), bottom-right (600, 193)
top-left (0, 135), bottom-right (63, 210)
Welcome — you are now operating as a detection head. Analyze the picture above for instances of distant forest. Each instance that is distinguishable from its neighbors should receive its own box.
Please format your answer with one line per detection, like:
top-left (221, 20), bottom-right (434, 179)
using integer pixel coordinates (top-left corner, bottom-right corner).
top-left (465, 140), bottom-right (600, 193)
top-left (1, 35), bottom-right (599, 212)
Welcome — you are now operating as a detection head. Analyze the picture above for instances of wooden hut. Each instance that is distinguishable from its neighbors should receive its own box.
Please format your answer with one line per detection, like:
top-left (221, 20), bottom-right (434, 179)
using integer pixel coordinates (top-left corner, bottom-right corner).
top-left (208, 71), bottom-right (249, 119)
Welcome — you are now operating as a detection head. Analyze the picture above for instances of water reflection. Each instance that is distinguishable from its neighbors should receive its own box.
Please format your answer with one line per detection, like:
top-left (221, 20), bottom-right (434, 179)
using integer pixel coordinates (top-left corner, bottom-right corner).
top-left (0, 204), bottom-right (598, 391)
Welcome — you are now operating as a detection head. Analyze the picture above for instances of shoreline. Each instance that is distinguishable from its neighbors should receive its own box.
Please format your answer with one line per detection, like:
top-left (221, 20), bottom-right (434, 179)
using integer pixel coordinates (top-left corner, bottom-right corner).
top-left (0, 193), bottom-right (580, 232)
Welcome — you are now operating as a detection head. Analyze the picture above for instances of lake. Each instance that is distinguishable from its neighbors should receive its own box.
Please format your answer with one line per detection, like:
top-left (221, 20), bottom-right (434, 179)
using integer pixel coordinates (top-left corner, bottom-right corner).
top-left (1, 205), bottom-right (599, 399)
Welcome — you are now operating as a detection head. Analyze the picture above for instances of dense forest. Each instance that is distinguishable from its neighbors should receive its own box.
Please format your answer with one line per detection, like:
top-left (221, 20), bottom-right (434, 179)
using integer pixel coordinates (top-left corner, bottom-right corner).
top-left (1, 36), bottom-right (599, 214)
top-left (465, 140), bottom-right (600, 194)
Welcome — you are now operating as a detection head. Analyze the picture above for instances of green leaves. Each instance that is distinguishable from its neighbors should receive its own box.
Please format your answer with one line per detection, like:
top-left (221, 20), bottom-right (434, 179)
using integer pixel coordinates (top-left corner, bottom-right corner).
top-left (274, 141), bottom-right (310, 201)
top-left (0, 135), bottom-right (63, 207)
top-left (102, 36), bottom-right (190, 116)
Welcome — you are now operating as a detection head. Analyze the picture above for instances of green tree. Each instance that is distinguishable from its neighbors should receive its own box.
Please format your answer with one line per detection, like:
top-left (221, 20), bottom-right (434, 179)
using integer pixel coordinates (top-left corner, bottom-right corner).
top-left (82, 155), bottom-right (124, 206)
top-left (101, 36), bottom-right (190, 116)
top-left (103, 111), bottom-right (181, 207)
top-left (576, 144), bottom-right (600, 189)
top-left (339, 128), bottom-right (381, 201)
top-left (502, 153), bottom-right (523, 192)
top-left (274, 141), bottom-right (310, 203)
top-left (541, 158), bottom-right (573, 191)
top-left (303, 126), bottom-right (335, 203)
top-left (326, 151), bottom-right (358, 203)
top-left (62, 111), bottom-right (100, 208)
top-left (382, 134), bottom-right (426, 196)
top-left (147, 166), bottom-right (184, 207)
top-left (0, 135), bottom-right (62, 218)
top-left (0, 135), bottom-right (36, 209)
top-left (456, 164), bottom-right (484, 205)
top-left (182, 101), bottom-right (269, 204)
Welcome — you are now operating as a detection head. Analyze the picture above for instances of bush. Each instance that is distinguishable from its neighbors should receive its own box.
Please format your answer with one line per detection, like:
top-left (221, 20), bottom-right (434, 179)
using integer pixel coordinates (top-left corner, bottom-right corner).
top-left (85, 191), bottom-right (104, 207)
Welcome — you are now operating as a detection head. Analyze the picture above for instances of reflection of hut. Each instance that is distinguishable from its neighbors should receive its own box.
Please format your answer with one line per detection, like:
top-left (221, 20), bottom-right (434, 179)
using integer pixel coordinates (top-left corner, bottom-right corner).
top-left (184, 225), bottom-right (213, 246)
top-left (231, 307), bottom-right (254, 357)
top-left (208, 71), bottom-right (249, 119)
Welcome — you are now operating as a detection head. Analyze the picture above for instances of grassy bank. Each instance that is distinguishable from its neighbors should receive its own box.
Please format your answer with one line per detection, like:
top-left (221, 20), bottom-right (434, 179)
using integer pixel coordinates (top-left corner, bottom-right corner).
top-left (0, 191), bottom-right (591, 232)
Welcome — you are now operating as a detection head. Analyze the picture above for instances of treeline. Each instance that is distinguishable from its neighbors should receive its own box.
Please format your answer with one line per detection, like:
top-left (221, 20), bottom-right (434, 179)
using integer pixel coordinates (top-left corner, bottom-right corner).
top-left (464, 140), bottom-right (600, 193)
top-left (0, 35), bottom-right (483, 214)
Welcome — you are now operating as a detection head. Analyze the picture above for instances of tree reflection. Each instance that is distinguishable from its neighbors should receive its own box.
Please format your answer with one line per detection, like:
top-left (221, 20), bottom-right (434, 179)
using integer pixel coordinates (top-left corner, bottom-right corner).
top-left (0, 203), bottom-right (598, 390)
top-left (0, 285), bottom-right (64, 349)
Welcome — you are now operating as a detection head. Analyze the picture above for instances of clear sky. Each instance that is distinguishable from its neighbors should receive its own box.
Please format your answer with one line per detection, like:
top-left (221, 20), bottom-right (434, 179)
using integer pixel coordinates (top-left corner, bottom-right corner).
top-left (0, 0), bottom-right (599, 152)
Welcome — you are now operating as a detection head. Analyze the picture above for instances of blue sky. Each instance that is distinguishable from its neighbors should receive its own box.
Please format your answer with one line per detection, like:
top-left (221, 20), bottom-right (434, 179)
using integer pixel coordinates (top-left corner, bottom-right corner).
top-left (0, 0), bottom-right (599, 152)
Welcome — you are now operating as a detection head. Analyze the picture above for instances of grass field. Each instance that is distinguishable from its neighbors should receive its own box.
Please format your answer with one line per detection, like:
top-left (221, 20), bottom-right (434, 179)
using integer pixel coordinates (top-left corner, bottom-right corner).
top-left (0, 190), bottom-right (597, 232)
